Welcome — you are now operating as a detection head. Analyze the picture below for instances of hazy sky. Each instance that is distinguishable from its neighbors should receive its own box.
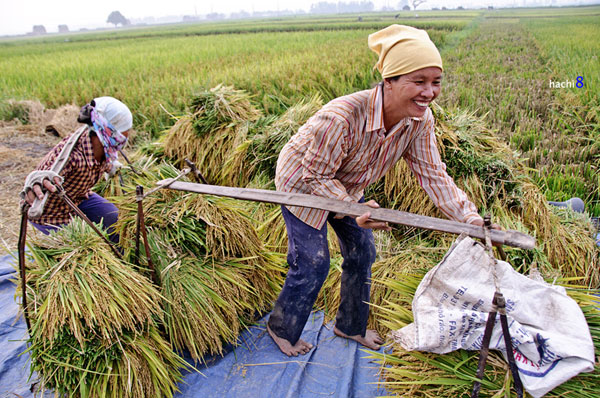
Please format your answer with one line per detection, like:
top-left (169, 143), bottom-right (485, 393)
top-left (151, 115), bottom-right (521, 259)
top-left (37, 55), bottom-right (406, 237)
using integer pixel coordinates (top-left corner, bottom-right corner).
top-left (0, 0), bottom-right (594, 36)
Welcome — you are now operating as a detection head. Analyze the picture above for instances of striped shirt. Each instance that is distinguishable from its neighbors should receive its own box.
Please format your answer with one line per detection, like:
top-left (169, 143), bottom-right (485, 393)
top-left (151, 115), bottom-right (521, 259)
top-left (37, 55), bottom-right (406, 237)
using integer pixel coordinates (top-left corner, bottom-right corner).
top-left (35, 127), bottom-right (110, 225)
top-left (275, 83), bottom-right (482, 230)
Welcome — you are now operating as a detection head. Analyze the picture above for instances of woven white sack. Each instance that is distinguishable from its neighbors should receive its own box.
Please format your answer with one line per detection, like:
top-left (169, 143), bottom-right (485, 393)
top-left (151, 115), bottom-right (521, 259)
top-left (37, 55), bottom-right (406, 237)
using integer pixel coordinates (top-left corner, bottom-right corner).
top-left (391, 235), bottom-right (595, 398)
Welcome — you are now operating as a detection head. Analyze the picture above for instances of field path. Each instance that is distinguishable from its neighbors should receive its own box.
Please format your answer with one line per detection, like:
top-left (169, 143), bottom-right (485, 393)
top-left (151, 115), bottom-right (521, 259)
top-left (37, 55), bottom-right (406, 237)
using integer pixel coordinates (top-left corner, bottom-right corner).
top-left (438, 17), bottom-right (599, 214)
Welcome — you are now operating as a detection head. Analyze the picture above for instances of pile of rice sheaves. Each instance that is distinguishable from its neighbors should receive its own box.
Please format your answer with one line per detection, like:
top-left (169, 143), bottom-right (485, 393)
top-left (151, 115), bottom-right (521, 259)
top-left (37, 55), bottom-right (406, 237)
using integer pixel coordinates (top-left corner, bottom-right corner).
top-left (155, 85), bottom-right (321, 189)
top-left (23, 218), bottom-right (187, 397)
top-left (158, 84), bottom-right (262, 186)
top-left (109, 159), bottom-right (286, 361)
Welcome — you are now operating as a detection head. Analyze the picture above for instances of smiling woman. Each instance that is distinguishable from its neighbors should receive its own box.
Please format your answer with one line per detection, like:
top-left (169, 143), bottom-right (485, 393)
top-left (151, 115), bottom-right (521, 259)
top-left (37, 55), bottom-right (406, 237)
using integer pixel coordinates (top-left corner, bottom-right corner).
top-left (267, 24), bottom-right (486, 357)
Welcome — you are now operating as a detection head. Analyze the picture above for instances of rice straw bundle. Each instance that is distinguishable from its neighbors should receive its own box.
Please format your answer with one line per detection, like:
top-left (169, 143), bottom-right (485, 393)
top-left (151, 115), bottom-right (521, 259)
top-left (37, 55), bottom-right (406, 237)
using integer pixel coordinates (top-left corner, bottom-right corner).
top-left (109, 159), bottom-right (286, 361)
top-left (27, 226), bottom-right (162, 345)
top-left (256, 205), bottom-right (288, 253)
top-left (24, 218), bottom-right (187, 397)
top-left (222, 94), bottom-right (323, 187)
top-left (153, 86), bottom-right (321, 189)
top-left (159, 84), bottom-right (262, 185)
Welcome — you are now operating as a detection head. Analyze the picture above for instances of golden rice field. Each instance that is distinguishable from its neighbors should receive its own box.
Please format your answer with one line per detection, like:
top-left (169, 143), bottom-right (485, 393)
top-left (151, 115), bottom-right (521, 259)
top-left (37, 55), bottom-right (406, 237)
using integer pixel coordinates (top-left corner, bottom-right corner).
top-left (1, 5), bottom-right (599, 398)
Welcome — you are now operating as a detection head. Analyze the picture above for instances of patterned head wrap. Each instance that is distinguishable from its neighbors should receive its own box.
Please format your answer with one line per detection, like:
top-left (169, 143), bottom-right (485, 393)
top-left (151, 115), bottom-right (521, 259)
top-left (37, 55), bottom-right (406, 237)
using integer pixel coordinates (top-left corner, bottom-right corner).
top-left (90, 109), bottom-right (128, 164)
top-left (78, 96), bottom-right (131, 164)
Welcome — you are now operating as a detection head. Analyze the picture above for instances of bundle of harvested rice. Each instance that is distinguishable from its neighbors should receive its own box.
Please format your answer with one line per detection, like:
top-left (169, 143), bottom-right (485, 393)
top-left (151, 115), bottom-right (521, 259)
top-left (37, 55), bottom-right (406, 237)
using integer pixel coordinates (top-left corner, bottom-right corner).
top-left (222, 94), bottom-right (323, 187)
top-left (159, 84), bottom-right (262, 185)
top-left (256, 205), bottom-right (289, 253)
top-left (108, 159), bottom-right (286, 360)
top-left (23, 218), bottom-right (187, 397)
top-left (3, 99), bottom-right (45, 125)
top-left (43, 103), bottom-right (82, 137)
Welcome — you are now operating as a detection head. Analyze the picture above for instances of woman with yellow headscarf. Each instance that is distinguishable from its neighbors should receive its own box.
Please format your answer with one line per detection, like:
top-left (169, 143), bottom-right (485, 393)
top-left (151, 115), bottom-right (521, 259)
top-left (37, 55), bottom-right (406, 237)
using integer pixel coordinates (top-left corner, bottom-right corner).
top-left (267, 25), bottom-right (487, 357)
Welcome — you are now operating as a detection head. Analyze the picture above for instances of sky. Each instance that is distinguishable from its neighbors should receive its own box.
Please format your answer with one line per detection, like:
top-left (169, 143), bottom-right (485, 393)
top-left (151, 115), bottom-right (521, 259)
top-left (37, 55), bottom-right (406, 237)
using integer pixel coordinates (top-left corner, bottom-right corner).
top-left (0, 0), bottom-right (596, 36)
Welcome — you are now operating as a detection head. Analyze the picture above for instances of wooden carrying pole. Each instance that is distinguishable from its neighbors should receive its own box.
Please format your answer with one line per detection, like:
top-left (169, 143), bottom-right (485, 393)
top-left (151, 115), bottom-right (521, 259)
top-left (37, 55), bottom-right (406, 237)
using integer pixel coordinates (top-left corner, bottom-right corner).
top-left (159, 180), bottom-right (536, 250)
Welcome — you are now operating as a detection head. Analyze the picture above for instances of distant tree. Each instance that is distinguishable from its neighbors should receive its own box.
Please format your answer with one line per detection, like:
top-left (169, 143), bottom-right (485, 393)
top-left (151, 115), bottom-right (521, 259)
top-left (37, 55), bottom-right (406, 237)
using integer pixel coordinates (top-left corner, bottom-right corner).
top-left (457, 6), bottom-right (464, 10)
top-left (231, 10), bottom-right (251, 19)
top-left (397, 0), bottom-right (409, 8)
top-left (107, 11), bottom-right (129, 27)
top-left (58, 24), bottom-right (69, 33)
top-left (32, 25), bottom-right (46, 35)
top-left (412, 0), bottom-right (426, 10)
top-left (403, 5), bottom-right (411, 10)
top-left (182, 15), bottom-right (200, 22)
top-left (206, 12), bottom-right (225, 20)
top-left (310, 1), bottom-right (338, 14)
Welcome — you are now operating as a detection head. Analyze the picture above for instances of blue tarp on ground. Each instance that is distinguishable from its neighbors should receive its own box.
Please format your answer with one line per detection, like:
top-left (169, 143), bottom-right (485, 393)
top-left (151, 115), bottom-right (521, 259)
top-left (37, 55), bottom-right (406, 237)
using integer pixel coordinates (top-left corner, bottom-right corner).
top-left (0, 253), bottom-right (387, 397)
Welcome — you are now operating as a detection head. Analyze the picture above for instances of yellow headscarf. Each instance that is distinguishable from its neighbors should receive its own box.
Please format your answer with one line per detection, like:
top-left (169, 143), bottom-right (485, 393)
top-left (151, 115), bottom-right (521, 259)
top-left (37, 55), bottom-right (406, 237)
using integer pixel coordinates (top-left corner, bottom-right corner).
top-left (368, 25), bottom-right (443, 78)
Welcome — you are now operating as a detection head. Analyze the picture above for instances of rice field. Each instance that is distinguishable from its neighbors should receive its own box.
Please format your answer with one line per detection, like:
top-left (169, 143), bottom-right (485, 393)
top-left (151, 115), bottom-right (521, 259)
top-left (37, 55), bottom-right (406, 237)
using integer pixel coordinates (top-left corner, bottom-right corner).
top-left (2, 5), bottom-right (599, 398)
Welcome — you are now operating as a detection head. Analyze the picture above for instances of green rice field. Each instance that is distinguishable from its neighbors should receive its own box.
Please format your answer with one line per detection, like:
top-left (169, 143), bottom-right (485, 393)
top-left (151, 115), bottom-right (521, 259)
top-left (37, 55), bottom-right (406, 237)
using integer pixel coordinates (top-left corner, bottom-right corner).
top-left (1, 6), bottom-right (598, 214)
top-left (2, 5), bottom-right (599, 397)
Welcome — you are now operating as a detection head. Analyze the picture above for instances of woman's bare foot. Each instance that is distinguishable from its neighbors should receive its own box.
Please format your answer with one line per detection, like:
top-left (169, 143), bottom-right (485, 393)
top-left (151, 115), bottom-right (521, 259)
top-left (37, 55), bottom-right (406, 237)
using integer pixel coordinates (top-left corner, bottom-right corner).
top-left (333, 327), bottom-right (384, 350)
top-left (267, 322), bottom-right (313, 357)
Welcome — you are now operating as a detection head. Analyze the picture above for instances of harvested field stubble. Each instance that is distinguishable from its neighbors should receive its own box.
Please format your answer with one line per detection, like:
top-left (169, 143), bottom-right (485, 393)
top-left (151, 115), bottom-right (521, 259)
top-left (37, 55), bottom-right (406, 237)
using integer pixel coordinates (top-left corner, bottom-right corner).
top-left (0, 101), bottom-right (65, 250)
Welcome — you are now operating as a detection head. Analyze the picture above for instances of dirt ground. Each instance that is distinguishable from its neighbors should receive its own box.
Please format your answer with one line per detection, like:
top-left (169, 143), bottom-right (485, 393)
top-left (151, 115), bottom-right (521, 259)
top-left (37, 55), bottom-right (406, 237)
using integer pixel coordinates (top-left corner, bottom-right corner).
top-left (0, 102), bottom-right (81, 252)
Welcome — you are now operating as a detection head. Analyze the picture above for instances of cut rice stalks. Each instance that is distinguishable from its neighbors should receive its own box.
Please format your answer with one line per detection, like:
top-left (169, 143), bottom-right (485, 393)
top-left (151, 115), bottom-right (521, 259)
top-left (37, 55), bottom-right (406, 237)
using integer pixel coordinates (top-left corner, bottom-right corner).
top-left (159, 84), bottom-right (262, 185)
top-left (222, 94), bottom-right (323, 187)
top-left (22, 218), bottom-right (187, 397)
top-left (108, 158), bottom-right (286, 361)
